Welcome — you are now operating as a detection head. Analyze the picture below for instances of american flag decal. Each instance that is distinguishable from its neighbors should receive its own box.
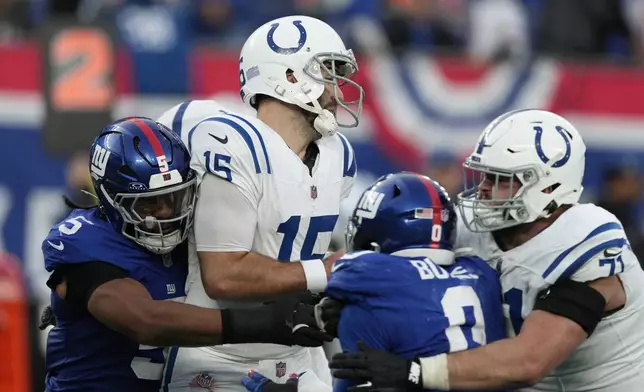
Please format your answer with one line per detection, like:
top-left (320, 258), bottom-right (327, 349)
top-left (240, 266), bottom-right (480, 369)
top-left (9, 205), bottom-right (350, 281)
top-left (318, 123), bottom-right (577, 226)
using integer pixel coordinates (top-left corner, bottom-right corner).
top-left (414, 208), bottom-right (433, 219)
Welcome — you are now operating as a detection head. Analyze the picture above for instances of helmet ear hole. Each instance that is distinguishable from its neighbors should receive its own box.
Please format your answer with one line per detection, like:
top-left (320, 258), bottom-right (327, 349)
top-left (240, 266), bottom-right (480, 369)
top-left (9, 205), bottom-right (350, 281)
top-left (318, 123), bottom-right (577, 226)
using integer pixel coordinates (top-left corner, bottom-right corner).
top-left (393, 185), bottom-right (402, 198)
top-left (118, 165), bottom-right (137, 179)
top-left (541, 183), bottom-right (561, 194)
top-left (286, 69), bottom-right (297, 83)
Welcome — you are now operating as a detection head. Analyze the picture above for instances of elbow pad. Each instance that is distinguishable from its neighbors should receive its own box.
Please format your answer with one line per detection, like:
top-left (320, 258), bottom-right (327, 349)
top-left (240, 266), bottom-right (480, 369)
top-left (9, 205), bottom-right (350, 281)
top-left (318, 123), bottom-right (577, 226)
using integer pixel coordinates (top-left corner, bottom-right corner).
top-left (533, 279), bottom-right (606, 336)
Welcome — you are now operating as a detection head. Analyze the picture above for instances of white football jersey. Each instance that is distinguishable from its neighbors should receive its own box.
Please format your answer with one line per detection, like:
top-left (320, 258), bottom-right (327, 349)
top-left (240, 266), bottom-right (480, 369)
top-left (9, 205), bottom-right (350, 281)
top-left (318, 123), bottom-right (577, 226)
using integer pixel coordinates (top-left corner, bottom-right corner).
top-left (158, 100), bottom-right (356, 359)
top-left (456, 203), bottom-right (644, 391)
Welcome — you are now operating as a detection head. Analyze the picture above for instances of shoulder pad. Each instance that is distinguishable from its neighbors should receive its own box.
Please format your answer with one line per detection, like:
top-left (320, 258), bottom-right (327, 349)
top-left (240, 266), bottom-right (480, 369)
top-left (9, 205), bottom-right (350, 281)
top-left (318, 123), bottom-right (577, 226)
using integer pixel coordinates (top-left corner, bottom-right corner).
top-left (326, 132), bottom-right (357, 178)
top-left (453, 255), bottom-right (498, 281)
top-left (540, 205), bottom-right (628, 282)
top-left (188, 112), bottom-right (272, 182)
top-left (327, 251), bottom-right (410, 301)
top-left (156, 100), bottom-right (227, 139)
top-left (42, 209), bottom-right (149, 273)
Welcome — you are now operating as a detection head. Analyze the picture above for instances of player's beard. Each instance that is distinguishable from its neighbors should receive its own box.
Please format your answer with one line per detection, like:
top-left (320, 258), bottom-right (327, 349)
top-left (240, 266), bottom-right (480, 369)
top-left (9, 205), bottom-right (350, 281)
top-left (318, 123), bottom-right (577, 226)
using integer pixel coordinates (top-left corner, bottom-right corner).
top-left (300, 94), bottom-right (337, 141)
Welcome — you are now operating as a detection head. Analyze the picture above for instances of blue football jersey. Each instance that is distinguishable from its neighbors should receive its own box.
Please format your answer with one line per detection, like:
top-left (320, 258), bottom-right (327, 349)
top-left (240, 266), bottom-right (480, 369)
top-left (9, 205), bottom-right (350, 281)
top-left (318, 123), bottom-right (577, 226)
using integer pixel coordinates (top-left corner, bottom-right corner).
top-left (327, 250), bottom-right (507, 392)
top-left (42, 208), bottom-right (188, 392)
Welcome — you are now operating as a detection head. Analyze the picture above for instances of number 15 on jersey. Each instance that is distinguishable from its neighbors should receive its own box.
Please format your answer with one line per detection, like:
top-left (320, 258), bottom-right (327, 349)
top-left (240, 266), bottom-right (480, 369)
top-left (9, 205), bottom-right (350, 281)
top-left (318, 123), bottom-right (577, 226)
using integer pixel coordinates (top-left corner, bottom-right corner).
top-left (277, 215), bottom-right (338, 261)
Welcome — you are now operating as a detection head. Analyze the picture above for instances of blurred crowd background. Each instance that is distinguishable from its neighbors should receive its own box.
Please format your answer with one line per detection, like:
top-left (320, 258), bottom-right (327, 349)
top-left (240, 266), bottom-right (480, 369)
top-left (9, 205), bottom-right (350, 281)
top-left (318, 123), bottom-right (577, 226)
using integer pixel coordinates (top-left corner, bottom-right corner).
top-left (5, 0), bottom-right (644, 62)
top-left (3, 0), bottom-right (644, 391)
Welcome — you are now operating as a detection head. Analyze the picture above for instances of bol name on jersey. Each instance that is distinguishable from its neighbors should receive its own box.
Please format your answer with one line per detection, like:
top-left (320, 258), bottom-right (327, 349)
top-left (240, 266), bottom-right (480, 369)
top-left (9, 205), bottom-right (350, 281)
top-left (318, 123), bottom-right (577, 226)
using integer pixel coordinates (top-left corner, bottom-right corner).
top-left (326, 250), bottom-right (507, 392)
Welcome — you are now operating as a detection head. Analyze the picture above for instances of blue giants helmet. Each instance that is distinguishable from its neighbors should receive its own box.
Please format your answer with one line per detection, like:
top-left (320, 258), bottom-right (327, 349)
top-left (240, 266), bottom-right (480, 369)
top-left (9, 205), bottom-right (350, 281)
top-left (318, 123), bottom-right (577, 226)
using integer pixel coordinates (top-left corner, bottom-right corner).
top-left (89, 117), bottom-right (197, 254)
top-left (345, 172), bottom-right (458, 265)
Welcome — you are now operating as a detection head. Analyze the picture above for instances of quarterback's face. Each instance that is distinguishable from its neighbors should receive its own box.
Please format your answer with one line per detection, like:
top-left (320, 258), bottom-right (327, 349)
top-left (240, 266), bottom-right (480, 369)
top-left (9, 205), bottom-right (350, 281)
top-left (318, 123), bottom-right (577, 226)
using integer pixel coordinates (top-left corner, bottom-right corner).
top-left (318, 82), bottom-right (341, 116)
top-left (318, 62), bottom-right (345, 116)
top-left (286, 68), bottom-right (340, 116)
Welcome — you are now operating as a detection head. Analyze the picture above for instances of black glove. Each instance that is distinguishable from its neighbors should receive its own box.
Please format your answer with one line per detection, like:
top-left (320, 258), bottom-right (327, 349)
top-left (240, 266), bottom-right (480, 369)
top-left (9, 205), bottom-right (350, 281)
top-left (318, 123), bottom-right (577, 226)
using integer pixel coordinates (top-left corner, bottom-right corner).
top-left (330, 341), bottom-right (423, 392)
top-left (314, 297), bottom-right (345, 338)
top-left (38, 305), bottom-right (56, 331)
top-left (222, 294), bottom-right (334, 347)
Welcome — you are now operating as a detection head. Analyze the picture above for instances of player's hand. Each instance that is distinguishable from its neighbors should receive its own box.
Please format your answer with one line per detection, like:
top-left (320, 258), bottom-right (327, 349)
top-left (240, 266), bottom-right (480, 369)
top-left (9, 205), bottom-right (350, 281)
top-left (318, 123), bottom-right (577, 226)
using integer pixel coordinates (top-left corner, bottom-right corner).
top-left (289, 298), bottom-right (335, 347)
top-left (266, 296), bottom-right (334, 347)
top-left (314, 297), bottom-right (345, 337)
top-left (329, 341), bottom-right (423, 392)
top-left (38, 305), bottom-right (56, 330)
top-left (323, 250), bottom-right (345, 276)
top-left (241, 370), bottom-right (299, 392)
top-left (223, 295), bottom-right (333, 346)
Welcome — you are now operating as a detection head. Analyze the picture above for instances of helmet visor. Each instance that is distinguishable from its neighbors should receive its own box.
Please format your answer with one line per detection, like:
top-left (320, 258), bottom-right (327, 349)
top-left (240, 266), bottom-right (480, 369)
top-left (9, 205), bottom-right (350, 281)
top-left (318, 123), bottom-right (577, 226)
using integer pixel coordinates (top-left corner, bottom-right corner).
top-left (305, 50), bottom-right (364, 128)
top-left (113, 177), bottom-right (197, 253)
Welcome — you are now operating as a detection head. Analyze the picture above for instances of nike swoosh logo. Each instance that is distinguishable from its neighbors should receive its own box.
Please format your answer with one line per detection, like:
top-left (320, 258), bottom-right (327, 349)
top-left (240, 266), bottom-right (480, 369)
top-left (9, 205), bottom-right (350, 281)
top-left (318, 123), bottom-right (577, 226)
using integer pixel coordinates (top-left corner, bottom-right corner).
top-left (604, 248), bottom-right (622, 257)
top-left (331, 262), bottom-right (344, 273)
top-left (47, 241), bottom-right (64, 251)
top-left (209, 133), bottom-right (228, 144)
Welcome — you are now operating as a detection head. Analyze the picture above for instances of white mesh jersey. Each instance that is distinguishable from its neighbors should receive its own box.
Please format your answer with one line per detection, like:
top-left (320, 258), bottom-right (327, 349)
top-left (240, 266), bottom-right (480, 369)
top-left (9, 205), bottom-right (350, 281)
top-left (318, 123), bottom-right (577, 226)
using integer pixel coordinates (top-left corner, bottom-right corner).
top-left (456, 203), bottom-right (644, 391)
top-left (158, 100), bottom-right (356, 359)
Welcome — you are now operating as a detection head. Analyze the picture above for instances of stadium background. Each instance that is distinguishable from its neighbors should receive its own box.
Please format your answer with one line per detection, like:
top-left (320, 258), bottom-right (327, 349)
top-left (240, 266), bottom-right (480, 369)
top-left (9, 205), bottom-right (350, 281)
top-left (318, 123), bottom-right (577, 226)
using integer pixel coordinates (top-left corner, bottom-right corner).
top-left (3, 0), bottom-right (644, 390)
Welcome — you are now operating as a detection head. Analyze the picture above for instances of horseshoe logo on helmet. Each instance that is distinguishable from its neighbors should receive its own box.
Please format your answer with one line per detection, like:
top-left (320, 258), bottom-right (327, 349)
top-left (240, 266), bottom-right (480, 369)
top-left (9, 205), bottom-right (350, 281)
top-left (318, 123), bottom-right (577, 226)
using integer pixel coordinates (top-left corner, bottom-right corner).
top-left (266, 21), bottom-right (307, 55)
top-left (533, 125), bottom-right (572, 168)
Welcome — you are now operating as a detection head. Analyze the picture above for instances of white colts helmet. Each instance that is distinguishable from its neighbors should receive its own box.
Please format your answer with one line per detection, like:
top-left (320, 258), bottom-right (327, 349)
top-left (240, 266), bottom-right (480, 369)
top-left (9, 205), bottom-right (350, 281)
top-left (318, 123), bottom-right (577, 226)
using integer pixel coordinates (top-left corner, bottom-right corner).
top-left (457, 109), bottom-right (586, 232)
top-left (238, 15), bottom-right (364, 137)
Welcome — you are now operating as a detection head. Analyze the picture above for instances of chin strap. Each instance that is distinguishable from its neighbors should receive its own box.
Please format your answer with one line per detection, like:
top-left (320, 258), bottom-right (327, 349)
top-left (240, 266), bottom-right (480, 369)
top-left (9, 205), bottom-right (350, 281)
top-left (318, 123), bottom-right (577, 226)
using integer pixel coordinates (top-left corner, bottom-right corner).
top-left (264, 78), bottom-right (339, 138)
top-left (313, 108), bottom-right (338, 137)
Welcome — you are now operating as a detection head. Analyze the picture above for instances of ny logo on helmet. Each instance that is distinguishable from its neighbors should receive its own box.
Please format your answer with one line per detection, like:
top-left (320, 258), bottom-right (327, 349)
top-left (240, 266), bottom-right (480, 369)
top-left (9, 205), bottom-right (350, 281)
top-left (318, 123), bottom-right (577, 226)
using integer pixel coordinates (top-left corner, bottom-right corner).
top-left (266, 20), bottom-right (307, 55)
top-left (90, 145), bottom-right (111, 178)
top-left (533, 125), bottom-right (572, 168)
top-left (355, 191), bottom-right (385, 220)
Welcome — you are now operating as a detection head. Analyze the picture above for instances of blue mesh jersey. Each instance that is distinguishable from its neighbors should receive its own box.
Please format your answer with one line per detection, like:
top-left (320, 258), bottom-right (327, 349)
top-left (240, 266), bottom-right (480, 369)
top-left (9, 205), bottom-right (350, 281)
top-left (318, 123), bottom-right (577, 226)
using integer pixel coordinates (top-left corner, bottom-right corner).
top-left (42, 208), bottom-right (188, 392)
top-left (327, 250), bottom-right (507, 392)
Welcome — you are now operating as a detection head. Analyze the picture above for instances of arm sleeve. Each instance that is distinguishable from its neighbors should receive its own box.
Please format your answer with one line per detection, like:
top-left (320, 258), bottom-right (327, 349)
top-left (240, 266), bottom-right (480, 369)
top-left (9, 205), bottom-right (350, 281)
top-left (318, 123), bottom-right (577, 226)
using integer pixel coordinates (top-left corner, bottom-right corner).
top-left (47, 261), bottom-right (129, 308)
top-left (194, 174), bottom-right (257, 252)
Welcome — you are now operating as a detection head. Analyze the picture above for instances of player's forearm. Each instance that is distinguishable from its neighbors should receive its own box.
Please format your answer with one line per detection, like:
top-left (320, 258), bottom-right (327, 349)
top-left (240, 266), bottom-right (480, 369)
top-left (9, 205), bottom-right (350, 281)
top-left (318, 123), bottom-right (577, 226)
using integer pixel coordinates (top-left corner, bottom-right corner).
top-left (436, 308), bottom-right (590, 390)
top-left (438, 337), bottom-right (542, 389)
top-left (136, 300), bottom-right (225, 347)
top-left (203, 252), bottom-right (313, 299)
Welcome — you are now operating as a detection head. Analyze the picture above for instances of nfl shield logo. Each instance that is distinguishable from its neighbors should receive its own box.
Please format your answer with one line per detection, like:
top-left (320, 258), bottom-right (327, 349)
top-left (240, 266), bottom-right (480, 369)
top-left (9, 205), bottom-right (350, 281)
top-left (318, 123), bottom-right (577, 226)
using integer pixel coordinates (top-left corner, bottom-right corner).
top-left (276, 362), bottom-right (287, 378)
top-left (441, 209), bottom-right (450, 222)
top-left (189, 372), bottom-right (214, 389)
top-left (310, 185), bottom-right (318, 200)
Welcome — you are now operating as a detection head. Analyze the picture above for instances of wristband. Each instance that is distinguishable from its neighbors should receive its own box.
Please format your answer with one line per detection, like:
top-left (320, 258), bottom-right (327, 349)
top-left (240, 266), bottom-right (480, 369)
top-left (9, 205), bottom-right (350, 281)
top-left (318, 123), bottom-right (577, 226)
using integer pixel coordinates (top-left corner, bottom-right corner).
top-left (420, 354), bottom-right (450, 390)
top-left (301, 259), bottom-right (327, 293)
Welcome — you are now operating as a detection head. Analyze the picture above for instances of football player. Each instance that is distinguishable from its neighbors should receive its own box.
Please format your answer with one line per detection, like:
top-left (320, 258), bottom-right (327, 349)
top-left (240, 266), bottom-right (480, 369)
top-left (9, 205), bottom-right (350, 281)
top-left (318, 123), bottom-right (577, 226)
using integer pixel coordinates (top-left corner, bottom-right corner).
top-left (156, 14), bottom-right (363, 392)
top-left (42, 118), bottom-right (330, 392)
top-left (328, 110), bottom-right (644, 391)
top-left (241, 172), bottom-right (508, 392)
